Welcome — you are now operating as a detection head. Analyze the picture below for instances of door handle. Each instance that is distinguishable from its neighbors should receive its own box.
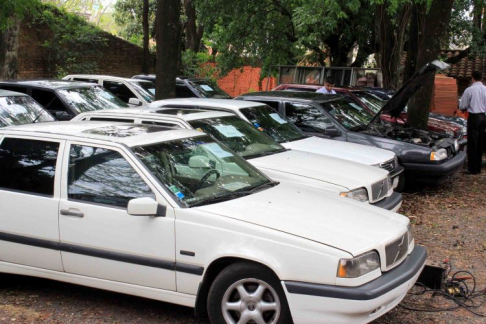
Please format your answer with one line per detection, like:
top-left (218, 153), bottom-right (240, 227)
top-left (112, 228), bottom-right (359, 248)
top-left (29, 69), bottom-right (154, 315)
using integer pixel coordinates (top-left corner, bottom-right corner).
top-left (60, 209), bottom-right (84, 218)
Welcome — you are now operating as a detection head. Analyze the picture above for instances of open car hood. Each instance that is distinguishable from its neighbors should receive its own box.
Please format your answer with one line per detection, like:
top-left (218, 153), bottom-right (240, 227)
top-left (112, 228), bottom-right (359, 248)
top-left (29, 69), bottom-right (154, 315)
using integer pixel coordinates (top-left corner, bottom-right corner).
top-left (367, 60), bottom-right (450, 128)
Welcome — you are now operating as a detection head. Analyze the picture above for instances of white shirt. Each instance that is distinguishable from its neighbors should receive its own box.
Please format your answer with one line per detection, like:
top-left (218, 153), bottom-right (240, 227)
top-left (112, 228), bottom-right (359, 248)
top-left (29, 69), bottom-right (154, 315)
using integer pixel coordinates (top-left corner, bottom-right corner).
top-left (459, 81), bottom-right (486, 113)
top-left (316, 87), bottom-right (336, 95)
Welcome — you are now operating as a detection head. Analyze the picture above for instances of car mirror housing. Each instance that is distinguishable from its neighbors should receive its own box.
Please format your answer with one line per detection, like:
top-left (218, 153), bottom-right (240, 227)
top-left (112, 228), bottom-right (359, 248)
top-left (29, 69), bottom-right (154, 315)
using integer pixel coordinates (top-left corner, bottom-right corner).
top-left (129, 98), bottom-right (142, 106)
top-left (54, 111), bottom-right (72, 121)
top-left (324, 127), bottom-right (341, 137)
top-left (127, 197), bottom-right (166, 217)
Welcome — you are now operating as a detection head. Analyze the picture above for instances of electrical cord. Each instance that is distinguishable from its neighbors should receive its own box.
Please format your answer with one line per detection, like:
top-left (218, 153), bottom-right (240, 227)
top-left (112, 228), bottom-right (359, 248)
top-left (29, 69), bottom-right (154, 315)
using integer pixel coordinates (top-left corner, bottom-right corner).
top-left (399, 260), bottom-right (486, 317)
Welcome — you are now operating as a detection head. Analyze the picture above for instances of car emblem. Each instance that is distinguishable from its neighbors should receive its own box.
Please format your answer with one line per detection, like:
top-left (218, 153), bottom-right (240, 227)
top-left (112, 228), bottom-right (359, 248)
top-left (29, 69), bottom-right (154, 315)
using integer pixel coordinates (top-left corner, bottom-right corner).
top-left (392, 235), bottom-right (405, 264)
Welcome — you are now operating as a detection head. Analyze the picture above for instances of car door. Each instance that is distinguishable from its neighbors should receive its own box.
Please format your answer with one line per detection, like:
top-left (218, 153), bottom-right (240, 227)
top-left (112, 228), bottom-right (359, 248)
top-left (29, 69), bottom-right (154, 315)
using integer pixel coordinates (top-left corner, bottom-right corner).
top-left (0, 136), bottom-right (65, 271)
top-left (58, 141), bottom-right (176, 290)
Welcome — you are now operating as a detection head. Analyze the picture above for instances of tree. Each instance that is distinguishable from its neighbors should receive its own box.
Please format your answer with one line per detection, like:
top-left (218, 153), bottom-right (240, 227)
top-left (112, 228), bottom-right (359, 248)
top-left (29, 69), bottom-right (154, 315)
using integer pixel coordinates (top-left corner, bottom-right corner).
top-left (183, 0), bottom-right (204, 53)
top-left (142, 0), bottom-right (150, 74)
top-left (0, 0), bottom-right (40, 80)
top-left (155, 0), bottom-right (181, 99)
top-left (114, 0), bottom-right (157, 45)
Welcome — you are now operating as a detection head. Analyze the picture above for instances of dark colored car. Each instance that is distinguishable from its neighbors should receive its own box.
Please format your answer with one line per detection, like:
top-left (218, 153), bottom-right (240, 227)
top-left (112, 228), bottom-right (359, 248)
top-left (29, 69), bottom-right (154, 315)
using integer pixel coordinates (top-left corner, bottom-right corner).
top-left (132, 75), bottom-right (232, 99)
top-left (273, 83), bottom-right (467, 143)
top-left (0, 80), bottom-right (128, 120)
top-left (237, 61), bottom-right (466, 187)
top-left (0, 89), bottom-right (55, 126)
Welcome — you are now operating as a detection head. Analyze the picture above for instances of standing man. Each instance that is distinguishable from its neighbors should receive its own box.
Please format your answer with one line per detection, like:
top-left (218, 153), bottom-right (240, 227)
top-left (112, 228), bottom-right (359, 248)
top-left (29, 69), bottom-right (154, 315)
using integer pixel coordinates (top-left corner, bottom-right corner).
top-left (459, 71), bottom-right (486, 174)
top-left (316, 77), bottom-right (336, 94)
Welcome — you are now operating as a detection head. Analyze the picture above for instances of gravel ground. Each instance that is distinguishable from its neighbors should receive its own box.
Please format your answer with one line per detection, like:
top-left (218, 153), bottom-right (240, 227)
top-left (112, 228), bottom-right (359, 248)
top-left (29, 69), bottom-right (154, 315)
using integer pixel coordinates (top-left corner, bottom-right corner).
top-left (1, 172), bottom-right (486, 323)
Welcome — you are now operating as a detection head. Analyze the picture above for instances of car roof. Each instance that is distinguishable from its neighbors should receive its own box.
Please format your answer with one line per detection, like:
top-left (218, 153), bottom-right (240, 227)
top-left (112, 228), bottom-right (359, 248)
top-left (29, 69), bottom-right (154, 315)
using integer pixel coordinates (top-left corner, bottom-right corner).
top-left (0, 89), bottom-right (28, 97)
top-left (78, 106), bottom-right (235, 122)
top-left (238, 91), bottom-right (343, 103)
top-left (0, 121), bottom-right (203, 147)
top-left (149, 98), bottom-right (263, 111)
top-left (66, 75), bottom-right (153, 83)
top-left (0, 79), bottom-right (99, 90)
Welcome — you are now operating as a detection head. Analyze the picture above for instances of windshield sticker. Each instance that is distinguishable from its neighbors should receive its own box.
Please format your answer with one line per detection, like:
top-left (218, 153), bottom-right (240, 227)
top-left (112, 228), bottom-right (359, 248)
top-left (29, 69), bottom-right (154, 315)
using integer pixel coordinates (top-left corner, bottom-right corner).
top-left (195, 127), bottom-right (204, 132)
top-left (149, 89), bottom-right (155, 94)
top-left (200, 85), bottom-right (214, 92)
top-left (203, 142), bottom-right (233, 158)
top-left (214, 125), bottom-right (244, 137)
top-left (270, 113), bottom-right (288, 124)
top-left (253, 122), bottom-right (260, 127)
top-left (169, 185), bottom-right (185, 199)
top-left (221, 182), bottom-right (251, 192)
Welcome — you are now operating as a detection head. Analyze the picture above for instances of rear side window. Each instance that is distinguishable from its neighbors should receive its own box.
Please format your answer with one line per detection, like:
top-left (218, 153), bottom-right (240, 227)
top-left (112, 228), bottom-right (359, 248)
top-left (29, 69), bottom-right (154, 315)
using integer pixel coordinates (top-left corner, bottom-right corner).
top-left (30, 89), bottom-right (66, 112)
top-left (176, 84), bottom-right (197, 98)
top-left (0, 138), bottom-right (59, 196)
top-left (103, 81), bottom-right (134, 103)
top-left (141, 120), bottom-right (182, 128)
top-left (0, 86), bottom-right (29, 94)
top-left (90, 117), bottom-right (135, 123)
top-left (68, 145), bottom-right (155, 208)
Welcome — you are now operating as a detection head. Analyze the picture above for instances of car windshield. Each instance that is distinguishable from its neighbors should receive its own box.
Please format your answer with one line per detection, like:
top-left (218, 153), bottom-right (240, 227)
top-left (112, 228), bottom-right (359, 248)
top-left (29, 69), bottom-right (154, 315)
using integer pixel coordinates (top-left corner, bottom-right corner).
top-left (132, 135), bottom-right (272, 207)
top-left (0, 96), bottom-right (55, 127)
top-left (319, 98), bottom-right (374, 131)
top-left (58, 86), bottom-right (128, 113)
top-left (129, 80), bottom-right (155, 102)
top-left (188, 80), bottom-right (232, 99)
top-left (188, 116), bottom-right (286, 159)
top-left (352, 91), bottom-right (385, 113)
top-left (239, 105), bottom-right (307, 143)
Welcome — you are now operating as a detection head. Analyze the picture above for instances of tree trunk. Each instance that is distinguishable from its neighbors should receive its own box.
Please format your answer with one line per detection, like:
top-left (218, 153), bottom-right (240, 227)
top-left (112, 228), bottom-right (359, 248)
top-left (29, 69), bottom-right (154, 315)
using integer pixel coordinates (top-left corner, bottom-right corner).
top-left (0, 19), bottom-right (21, 80)
top-left (183, 0), bottom-right (204, 53)
top-left (407, 0), bottom-right (454, 129)
top-left (155, 0), bottom-right (181, 99)
top-left (402, 3), bottom-right (425, 84)
top-left (142, 0), bottom-right (150, 74)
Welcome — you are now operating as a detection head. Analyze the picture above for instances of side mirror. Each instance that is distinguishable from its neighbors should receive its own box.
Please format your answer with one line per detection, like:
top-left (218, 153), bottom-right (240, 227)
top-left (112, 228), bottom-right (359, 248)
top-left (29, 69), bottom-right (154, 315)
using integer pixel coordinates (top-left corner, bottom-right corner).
top-left (54, 111), bottom-right (72, 121)
top-left (189, 155), bottom-right (211, 168)
top-left (128, 197), bottom-right (166, 217)
top-left (129, 98), bottom-right (142, 106)
top-left (324, 127), bottom-right (341, 137)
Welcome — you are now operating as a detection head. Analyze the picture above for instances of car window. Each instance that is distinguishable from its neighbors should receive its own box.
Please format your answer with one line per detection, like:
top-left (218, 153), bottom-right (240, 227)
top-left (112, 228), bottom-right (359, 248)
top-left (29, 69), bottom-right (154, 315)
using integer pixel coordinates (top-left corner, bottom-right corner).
top-left (141, 120), bottom-right (182, 128)
top-left (0, 86), bottom-right (29, 94)
top-left (57, 86), bottom-right (128, 113)
top-left (284, 102), bottom-right (334, 132)
top-left (255, 100), bottom-right (280, 111)
top-left (90, 117), bottom-right (135, 123)
top-left (187, 80), bottom-right (231, 99)
top-left (0, 138), bottom-right (59, 196)
top-left (0, 95), bottom-right (55, 126)
top-left (31, 89), bottom-right (67, 112)
top-left (71, 78), bottom-right (99, 84)
top-left (128, 80), bottom-right (155, 102)
top-left (103, 81), bottom-right (135, 103)
top-left (176, 84), bottom-right (197, 98)
top-left (68, 145), bottom-right (155, 208)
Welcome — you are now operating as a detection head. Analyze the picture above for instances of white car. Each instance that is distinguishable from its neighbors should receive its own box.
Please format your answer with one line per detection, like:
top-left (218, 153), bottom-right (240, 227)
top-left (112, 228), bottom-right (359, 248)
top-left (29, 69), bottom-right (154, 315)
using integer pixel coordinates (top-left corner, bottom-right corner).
top-left (0, 121), bottom-right (426, 323)
top-left (73, 108), bottom-right (402, 211)
top-left (63, 74), bottom-right (155, 106)
top-left (150, 98), bottom-right (404, 188)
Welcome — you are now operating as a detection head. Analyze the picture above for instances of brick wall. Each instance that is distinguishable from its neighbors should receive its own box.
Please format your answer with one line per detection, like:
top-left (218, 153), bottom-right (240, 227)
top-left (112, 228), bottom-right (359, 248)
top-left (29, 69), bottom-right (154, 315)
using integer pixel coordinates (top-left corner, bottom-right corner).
top-left (216, 66), bottom-right (276, 97)
top-left (432, 75), bottom-right (459, 116)
top-left (17, 18), bottom-right (155, 80)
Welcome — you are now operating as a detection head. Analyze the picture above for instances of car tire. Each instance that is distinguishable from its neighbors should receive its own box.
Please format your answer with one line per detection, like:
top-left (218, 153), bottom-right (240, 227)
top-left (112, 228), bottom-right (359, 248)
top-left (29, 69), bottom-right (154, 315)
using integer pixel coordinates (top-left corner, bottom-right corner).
top-left (207, 261), bottom-right (292, 324)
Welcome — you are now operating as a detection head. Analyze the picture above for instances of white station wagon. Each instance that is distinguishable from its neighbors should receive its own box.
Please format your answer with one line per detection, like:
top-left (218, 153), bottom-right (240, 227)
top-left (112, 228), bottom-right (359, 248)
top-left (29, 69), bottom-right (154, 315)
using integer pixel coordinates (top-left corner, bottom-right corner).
top-left (0, 122), bottom-right (425, 323)
top-left (73, 108), bottom-right (402, 211)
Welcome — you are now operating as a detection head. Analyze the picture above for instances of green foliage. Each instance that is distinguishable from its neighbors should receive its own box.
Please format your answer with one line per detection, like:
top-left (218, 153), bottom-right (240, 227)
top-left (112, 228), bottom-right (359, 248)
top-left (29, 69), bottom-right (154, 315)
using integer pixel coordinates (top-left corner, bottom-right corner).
top-left (0, 0), bottom-right (41, 31)
top-left (181, 50), bottom-right (220, 82)
top-left (113, 0), bottom-right (157, 45)
top-left (32, 3), bottom-right (108, 76)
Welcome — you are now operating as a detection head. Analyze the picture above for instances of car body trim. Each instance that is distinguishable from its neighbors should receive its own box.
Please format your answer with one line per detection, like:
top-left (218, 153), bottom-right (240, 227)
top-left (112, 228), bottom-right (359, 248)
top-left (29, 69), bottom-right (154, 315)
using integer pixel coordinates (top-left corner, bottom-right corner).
top-left (370, 192), bottom-right (402, 211)
top-left (284, 245), bottom-right (426, 300)
top-left (0, 231), bottom-right (204, 275)
top-left (402, 151), bottom-right (466, 175)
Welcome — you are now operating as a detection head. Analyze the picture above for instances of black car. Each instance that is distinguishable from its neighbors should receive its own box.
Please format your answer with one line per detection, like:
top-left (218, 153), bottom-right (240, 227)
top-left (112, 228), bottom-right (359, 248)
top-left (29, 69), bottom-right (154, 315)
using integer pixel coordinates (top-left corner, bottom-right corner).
top-left (0, 80), bottom-right (128, 120)
top-left (132, 75), bottom-right (232, 99)
top-left (236, 61), bottom-right (466, 187)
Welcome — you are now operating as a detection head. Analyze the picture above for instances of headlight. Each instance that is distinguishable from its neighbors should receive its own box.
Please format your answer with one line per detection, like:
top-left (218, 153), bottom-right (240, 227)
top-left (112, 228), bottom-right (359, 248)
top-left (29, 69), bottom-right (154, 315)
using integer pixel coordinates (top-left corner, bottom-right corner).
top-left (407, 223), bottom-right (413, 245)
top-left (337, 251), bottom-right (380, 278)
top-left (430, 148), bottom-right (448, 161)
top-left (340, 187), bottom-right (368, 202)
top-left (454, 139), bottom-right (459, 152)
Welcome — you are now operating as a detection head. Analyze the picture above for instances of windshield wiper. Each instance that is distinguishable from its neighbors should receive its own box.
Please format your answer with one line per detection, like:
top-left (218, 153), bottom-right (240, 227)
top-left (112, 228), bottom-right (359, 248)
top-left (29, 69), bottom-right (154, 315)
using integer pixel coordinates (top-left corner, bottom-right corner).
top-left (31, 107), bottom-right (51, 123)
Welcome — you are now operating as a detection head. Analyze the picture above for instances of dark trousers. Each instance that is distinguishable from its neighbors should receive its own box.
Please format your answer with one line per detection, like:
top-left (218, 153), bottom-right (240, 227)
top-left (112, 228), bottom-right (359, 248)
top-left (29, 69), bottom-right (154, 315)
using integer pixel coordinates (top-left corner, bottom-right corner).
top-left (467, 112), bottom-right (486, 173)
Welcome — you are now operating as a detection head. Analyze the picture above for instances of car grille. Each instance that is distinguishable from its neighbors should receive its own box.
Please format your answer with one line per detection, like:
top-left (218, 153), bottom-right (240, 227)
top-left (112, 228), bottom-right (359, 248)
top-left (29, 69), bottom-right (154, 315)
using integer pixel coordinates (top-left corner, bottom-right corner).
top-left (385, 233), bottom-right (409, 269)
top-left (379, 158), bottom-right (396, 172)
top-left (371, 177), bottom-right (392, 202)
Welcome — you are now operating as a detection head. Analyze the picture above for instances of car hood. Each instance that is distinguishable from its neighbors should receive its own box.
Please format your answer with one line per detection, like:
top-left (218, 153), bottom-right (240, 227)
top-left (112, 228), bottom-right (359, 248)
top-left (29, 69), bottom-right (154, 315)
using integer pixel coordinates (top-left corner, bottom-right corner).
top-left (249, 149), bottom-right (389, 191)
top-left (283, 136), bottom-right (395, 165)
top-left (196, 182), bottom-right (408, 256)
top-left (368, 60), bottom-right (450, 126)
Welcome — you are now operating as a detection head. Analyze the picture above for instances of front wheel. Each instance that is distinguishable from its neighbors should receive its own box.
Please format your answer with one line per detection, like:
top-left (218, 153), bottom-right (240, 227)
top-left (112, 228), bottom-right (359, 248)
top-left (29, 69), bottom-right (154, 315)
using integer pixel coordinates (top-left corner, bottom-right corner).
top-left (207, 262), bottom-right (292, 324)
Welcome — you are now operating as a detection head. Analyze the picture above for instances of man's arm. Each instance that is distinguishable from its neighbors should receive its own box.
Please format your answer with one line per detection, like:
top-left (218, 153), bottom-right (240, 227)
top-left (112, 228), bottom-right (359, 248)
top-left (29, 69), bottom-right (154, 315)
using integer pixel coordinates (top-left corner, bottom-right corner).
top-left (459, 88), bottom-right (471, 111)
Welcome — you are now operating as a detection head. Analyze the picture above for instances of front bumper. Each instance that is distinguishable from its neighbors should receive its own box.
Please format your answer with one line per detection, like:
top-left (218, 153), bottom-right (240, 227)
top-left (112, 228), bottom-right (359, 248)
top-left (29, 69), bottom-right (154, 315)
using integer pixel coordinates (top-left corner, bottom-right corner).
top-left (370, 192), bottom-right (402, 212)
top-left (402, 151), bottom-right (466, 184)
top-left (283, 245), bottom-right (427, 323)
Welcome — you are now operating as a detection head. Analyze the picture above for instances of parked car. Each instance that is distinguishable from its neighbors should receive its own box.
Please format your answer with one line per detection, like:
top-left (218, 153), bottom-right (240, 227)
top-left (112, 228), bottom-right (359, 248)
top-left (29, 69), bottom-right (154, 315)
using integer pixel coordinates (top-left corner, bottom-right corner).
top-left (238, 61), bottom-right (466, 187)
top-left (132, 75), bottom-right (232, 99)
top-left (0, 80), bottom-right (128, 120)
top-left (73, 107), bottom-right (402, 211)
top-left (0, 89), bottom-right (55, 127)
top-left (273, 83), bottom-right (467, 143)
top-left (151, 98), bottom-right (404, 187)
top-left (63, 75), bottom-right (155, 106)
top-left (0, 121), bottom-right (425, 323)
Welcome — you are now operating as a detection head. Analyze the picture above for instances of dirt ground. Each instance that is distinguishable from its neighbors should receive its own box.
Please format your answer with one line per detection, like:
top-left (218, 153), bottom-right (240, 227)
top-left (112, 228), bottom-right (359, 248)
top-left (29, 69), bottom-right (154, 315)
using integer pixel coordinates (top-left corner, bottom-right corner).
top-left (1, 172), bottom-right (485, 323)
